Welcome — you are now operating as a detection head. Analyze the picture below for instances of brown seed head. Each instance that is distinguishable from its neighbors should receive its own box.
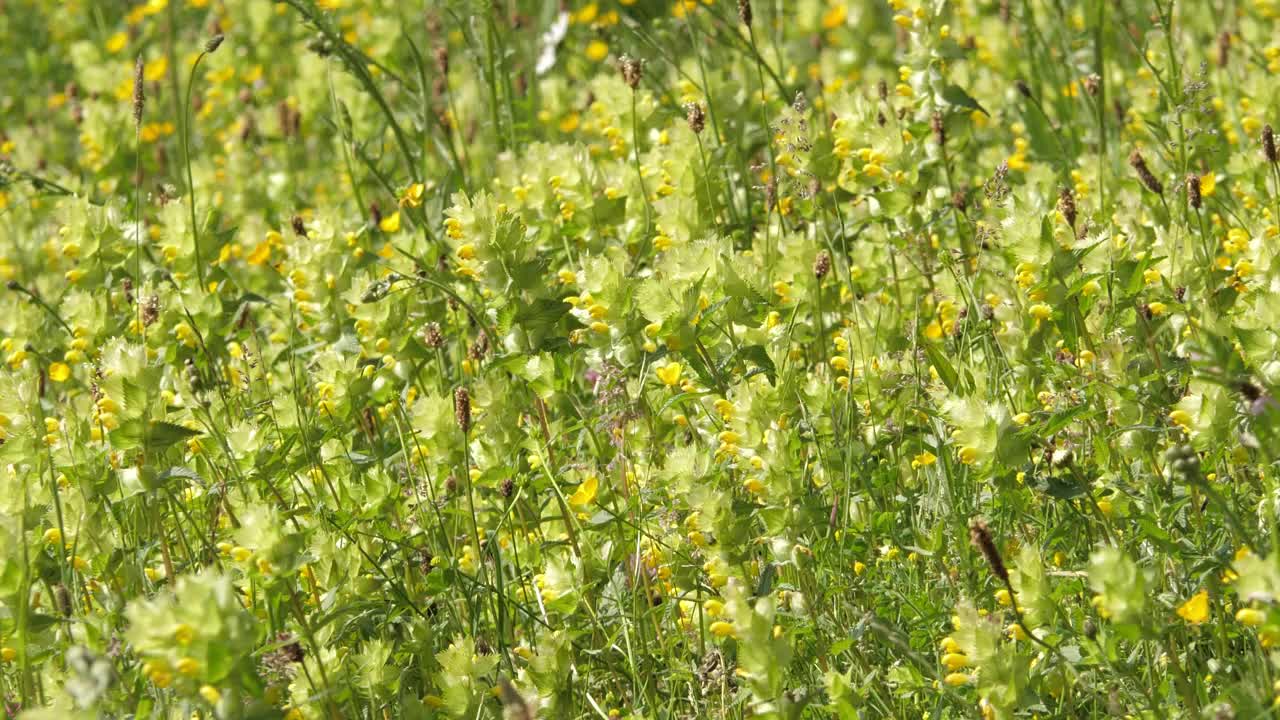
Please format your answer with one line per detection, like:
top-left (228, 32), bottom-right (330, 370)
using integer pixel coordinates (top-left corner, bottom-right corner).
top-left (1083, 73), bottom-right (1100, 96)
top-left (813, 250), bottom-right (831, 280)
top-left (141, 296), bottom-right (160, 327)
top-left (468, 330), bottom-right (489, 361)
top-left (1128, 149), bottom-right (1163, 194)
top-left (132, 55), bottom-right (145, 128)
top-left (454, 386), bottom-right (472, 434)
top-left (618, 55), bottom-right (643, 90)
top-left (421, 322), bottom-right (444, 349)
top-left (1057, 186), bottom-right (1076, 228)
top-left (685, 102), bottom-right (706, 134)
top-left (1186, 174), bottom-right (1202, 210)
top-left (205, 33), bottom-right (225, 54)
top-left (435, 46), bottom-right (449, 76)
top-left (968, 518), bottom-right (1009, 585)
top-left (931, 111), bottom-right (945, 146)
top-left (1264, 125), bottom-right (1277, 164)
top-left (738, 0), bottom-right (752, 26)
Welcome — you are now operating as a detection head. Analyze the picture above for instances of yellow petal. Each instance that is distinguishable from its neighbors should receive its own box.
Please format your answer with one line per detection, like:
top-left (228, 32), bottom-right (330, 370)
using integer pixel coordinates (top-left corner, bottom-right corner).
top-left (246, 241), bottom-right (272, 266)
top-left (1177, 590), bottom-right (1209, 625)
top-left (48, 362), bottom-right (71, 383)
top-left (568, 475), bottom-right (598, 506)
top-left (379, 211), bottom-right (402, 233)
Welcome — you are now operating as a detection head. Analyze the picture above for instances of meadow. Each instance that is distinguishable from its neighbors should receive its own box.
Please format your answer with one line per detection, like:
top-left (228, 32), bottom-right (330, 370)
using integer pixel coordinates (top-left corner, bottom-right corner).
top-left (1, 0), bottom-right (1278, 717)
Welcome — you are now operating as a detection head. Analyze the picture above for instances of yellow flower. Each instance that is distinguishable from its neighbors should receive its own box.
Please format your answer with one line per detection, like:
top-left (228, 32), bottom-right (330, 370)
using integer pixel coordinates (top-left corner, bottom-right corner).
top-left (1147, 302), bottom-right (1167, 317)
top-left (106, 31), bottom-right (129, 54)
top-left (656, 363), bottom-right (682, 387)
top-left (1169, 409), bottom-right (1192, 429)
top-left (144, 57), bottom-right (169, 83)
top-left (585, 40), bottom-right (609, 62)
top-left (199, 685), bottom-right (221, 704)
top-left (43, 528), bottom-right (62, 545)
top-left (958, 446), bottom-right (979, 465)
top-left (398, 183), bottom-right (425, 208)
top-left (175, 657), bottom-right (200, 677)
top-left (1200, 172), bottom-right (1217, 197)
top-left (558, 113), bottom-right (580, 133)
top-left (1177, 590), bottom-right (1209, 625)
top-left (48, 362), bottom-right (71, 383)
top-left (941, 653), bottom-right (968, 670)
top-left (995, 588), bottom-right (1012, 606)
top-left (1237, 607), bottom-right (1266, 626)
top-left (943, 672), bottom-right (971, 687)
top-left (709, 621), bottom-right (736, 638)
top-left (911, 451), bottom-right (937, 468)
top-left (379, 211), bottom-right (402, 233)
top-left (1028, 303), bottom-right (1052, 321)
top-left (0, 647), bottom-right (15, 662)
top-left (568, 475), bottom-right (598, 506)
top-left (247, 240), bottom-right (272, 266)
top-left (821, 4), bottom-right (848, 30)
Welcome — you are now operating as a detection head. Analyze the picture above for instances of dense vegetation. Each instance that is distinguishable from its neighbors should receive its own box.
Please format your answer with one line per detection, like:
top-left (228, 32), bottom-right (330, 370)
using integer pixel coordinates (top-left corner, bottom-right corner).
top-left (2, 0), bottom-right (1280, 717)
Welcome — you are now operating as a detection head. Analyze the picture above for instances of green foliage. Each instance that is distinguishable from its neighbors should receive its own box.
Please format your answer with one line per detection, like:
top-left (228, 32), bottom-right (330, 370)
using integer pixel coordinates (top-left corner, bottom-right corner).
top-left (3, 0), bottom-right (1280, 717)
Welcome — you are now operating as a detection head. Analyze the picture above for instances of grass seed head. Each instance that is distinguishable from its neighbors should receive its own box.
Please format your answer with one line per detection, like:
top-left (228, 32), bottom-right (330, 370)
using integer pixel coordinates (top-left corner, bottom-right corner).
top-left (132, 55), bottom-right (145, 128)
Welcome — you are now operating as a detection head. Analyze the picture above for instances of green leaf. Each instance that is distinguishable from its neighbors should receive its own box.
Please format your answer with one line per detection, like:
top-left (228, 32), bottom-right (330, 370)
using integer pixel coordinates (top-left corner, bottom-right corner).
top-left (754, 562), bottom-right (777, 597)
top-left (114, 420), bottom-right (201, 450)
top-left (157, 466), bottom-right (203, 484)
top-left (515, 297), bottom-right (571, 348)
top-left (923, 343), bottom-right (959, 392)
top-left (146, 421), bottom-right (201, 448)
top-left (941, 84), bottom-right (988, 116)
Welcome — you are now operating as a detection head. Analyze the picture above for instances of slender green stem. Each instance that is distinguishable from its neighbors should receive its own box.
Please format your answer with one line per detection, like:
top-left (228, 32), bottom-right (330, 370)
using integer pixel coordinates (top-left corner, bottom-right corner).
top-left (182, 48), bottom-right (213, 290)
